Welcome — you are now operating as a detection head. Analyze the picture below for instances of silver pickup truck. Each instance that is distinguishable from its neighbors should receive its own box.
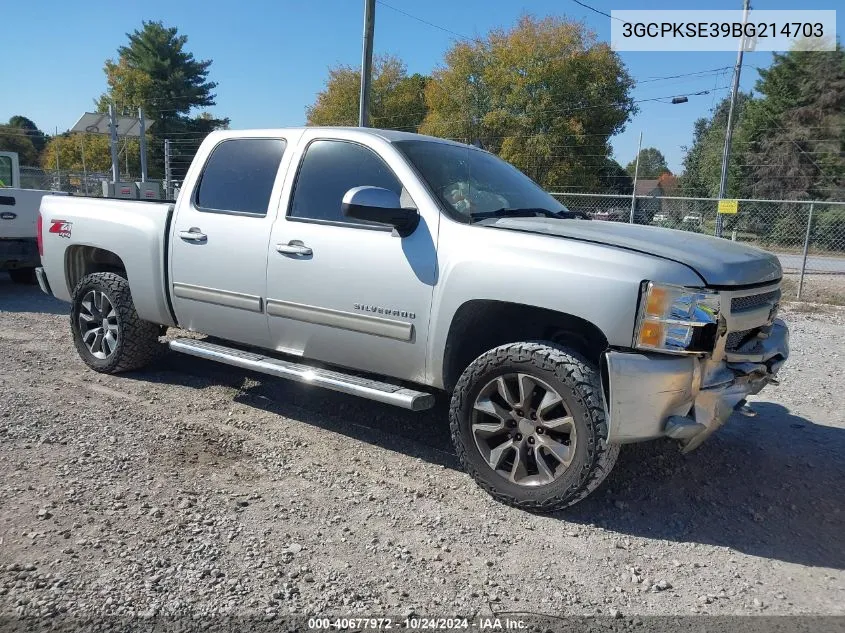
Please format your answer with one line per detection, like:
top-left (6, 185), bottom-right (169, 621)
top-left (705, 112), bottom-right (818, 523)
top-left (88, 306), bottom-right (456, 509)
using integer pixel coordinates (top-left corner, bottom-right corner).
top-left (37, 127), bottom-right (788, 511)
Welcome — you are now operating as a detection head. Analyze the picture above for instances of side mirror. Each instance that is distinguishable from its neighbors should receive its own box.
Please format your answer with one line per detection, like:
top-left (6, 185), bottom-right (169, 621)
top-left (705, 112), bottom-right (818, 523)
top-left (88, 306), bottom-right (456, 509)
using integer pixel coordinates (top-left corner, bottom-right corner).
top-left (342, 186), bottom-right (419, 237)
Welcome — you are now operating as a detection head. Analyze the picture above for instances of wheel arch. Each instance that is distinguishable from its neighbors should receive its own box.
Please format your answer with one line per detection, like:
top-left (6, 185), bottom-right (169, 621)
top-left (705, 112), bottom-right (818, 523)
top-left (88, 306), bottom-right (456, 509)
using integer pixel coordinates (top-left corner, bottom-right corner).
top-left (65, 245), bottom-right (127, 294)
top-left (440, 299), bottom-right (609, 392)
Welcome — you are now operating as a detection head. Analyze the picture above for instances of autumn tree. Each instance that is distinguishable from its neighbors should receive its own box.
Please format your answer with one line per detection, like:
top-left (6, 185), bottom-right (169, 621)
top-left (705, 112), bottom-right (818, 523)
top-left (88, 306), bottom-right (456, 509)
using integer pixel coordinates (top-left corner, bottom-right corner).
top-left (420, 15), bottom-right (635, 190)
top-left (97, 21), bottom-right (229, 178)
top-left (41, 134), bottom-right (140, 174)
top-left (626, 147), bottom-right (670, 180)
top-left (657, 172), bottom-right (680, 196)
top-left (307, 55), bottom-right (428, 131)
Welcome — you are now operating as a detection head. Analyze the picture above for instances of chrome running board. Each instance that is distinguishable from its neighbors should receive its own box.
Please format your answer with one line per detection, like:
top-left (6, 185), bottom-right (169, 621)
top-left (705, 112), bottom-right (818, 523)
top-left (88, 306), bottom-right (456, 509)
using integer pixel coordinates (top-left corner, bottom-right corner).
top-left (169, 338), bottom-right (435, 411)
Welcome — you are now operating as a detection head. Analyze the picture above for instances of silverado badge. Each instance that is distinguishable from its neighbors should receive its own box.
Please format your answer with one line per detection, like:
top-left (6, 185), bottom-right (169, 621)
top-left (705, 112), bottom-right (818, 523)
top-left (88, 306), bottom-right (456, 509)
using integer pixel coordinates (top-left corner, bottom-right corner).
top-left (354, 304), bottom-right (415, 319)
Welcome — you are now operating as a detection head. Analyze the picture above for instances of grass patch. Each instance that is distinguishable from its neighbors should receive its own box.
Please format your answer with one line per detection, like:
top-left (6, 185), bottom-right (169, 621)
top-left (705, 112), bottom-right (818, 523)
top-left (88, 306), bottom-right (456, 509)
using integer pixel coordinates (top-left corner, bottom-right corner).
top-left (781, 275), bottom-right (845, 306)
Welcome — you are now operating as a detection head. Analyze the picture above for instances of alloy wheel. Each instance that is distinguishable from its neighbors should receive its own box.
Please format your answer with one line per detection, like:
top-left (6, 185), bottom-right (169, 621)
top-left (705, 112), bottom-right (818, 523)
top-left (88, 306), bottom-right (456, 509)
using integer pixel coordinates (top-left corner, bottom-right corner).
top-left (78, 290), bottom-right (119, 359)
top-left (471, 373), bottom-right (577, 486)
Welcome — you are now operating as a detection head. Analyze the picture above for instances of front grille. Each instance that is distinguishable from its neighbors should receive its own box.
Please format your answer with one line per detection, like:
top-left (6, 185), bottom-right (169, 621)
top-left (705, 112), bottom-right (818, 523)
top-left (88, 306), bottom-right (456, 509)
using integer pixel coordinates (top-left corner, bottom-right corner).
top-left (726, 329), bottom-right (757, 351)
top-left (731, 290), bottom-right (780, 313)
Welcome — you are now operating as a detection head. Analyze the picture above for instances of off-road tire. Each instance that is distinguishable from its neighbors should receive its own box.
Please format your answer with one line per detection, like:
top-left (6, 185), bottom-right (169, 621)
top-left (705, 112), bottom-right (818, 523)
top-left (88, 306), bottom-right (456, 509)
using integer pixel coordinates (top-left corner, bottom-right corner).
top-left (8, 267), bottom-right (36, 284)
top-left (70, 272), bottom-right (163, 374)
top-left (450, 341), bottom-right (620, 512)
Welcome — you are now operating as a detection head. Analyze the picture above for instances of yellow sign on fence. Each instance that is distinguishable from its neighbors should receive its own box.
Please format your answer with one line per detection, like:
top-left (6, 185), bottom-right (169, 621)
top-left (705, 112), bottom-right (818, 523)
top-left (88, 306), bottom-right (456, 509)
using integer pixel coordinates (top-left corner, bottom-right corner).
top-left (718, 199), bottom-right (739, 214)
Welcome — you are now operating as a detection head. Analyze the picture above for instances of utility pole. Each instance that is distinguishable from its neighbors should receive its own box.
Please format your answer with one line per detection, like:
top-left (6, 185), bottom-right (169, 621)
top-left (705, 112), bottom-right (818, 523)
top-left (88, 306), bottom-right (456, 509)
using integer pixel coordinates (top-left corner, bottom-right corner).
top-left (79, 134), bottom-right (88, 195)
top-left (716, 0), bottom-right (750, 237)
top-left (629, 131), bottom-right (643, 224)
top-left (108, 104), bottom-right (120, 183)
top-left (164, 139), bottom-right (172, 199)
top-left (138, 108), bottom-right (148, 183)
top-left (55, 126), bottom-right (60, 192)
top-left (358, 0), bottom-right (376, 127)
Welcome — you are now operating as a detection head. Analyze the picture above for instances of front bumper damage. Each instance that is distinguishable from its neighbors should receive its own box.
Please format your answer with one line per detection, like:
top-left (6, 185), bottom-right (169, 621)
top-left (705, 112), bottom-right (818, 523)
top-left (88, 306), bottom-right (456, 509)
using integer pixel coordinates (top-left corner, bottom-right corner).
top-left (601, 318), bottom-right (789, 451)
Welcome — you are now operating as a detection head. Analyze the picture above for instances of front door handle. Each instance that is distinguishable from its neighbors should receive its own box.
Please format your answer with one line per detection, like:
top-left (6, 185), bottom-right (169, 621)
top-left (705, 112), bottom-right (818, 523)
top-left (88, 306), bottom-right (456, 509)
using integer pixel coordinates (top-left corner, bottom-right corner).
top-left (276, 240), bottom-right (312, 256)
top-left (179, 228), bottom-right (207, 242)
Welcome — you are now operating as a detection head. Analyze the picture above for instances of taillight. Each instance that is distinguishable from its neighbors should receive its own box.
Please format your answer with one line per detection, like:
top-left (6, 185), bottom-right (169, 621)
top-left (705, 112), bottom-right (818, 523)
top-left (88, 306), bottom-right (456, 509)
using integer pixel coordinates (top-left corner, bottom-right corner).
top-left (37, 214), bottom-right (44, 257)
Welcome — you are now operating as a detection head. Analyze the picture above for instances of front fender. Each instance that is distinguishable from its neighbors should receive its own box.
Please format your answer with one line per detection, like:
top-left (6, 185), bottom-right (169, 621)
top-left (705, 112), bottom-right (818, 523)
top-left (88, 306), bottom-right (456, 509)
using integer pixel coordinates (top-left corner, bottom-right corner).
top-left (426, 220), bottom-right (703, 388)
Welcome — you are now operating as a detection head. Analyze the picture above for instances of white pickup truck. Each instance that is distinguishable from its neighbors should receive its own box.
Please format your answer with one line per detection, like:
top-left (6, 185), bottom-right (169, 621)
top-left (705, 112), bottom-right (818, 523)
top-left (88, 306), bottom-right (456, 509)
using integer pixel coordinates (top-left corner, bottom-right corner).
top-left (37, 128), bottom-right (789, 511)
top-left (0, 151), bottom-right (66, 283)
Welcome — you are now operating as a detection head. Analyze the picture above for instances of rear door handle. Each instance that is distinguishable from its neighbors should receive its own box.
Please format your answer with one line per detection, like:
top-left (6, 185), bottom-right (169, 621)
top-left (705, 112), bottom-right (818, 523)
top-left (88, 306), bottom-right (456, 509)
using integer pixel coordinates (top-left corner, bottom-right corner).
top-left (276, 240), bottom-right (312, 256)
top-left (179, 228), bottom-right (207, 242)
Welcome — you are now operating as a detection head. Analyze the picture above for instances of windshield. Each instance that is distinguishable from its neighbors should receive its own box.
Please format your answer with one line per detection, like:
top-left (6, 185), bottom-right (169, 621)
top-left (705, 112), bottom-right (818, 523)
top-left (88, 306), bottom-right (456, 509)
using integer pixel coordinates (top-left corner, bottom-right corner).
top-left (394, 140), bottom-right (568, 223)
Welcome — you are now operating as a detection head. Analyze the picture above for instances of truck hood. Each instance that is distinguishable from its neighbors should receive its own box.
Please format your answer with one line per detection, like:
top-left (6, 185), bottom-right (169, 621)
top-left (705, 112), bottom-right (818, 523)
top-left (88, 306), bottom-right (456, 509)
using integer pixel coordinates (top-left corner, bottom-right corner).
top-left (484, 217), bottom-right (782, 286)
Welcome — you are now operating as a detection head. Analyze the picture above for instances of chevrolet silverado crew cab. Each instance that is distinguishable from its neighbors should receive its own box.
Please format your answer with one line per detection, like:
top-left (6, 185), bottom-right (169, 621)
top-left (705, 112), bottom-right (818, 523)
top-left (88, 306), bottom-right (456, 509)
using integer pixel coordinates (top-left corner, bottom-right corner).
top-left (37, 128), bottom-right (788, 511)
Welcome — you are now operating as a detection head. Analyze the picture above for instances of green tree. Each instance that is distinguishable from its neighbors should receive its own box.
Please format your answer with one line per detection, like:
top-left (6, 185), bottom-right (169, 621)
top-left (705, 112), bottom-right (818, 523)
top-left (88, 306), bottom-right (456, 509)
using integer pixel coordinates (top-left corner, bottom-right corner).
top-left (420, 15), bottom-right (635, 190)
top-left (598, 158), bottom-right (633, 194)
top-left (739, 41), bottom-right (844, 201)
top-left (679, 93), bottom-right (751, 197)
top-left (7, 116), bottom-right (48, 155)
top-left (97, 21), bottom-right (229, 178)
top-left (625, 147), bottom-right (670, 180)
top-left (307, 55), bottom-right (428, 131)
top-left (0, 125), bottom-right (39, 165)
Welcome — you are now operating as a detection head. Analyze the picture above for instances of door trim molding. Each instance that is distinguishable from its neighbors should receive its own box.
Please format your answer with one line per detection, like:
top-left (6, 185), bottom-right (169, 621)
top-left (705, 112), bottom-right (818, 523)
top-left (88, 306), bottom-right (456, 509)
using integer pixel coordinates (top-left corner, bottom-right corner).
top-left (266, 298), bottom-right (413, 342)
top-left (173, 282), bottom-right (263, 313)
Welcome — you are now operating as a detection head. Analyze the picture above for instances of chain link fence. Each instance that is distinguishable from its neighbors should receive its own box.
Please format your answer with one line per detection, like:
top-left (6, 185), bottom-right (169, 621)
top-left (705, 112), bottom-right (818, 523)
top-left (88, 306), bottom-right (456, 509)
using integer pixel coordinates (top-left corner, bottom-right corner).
top-left (551, 192), bottom-right (845, 304)
top-left (20, 166), bottom-right (108, 196)
top-left (19, 166), bottom-right (169, 198)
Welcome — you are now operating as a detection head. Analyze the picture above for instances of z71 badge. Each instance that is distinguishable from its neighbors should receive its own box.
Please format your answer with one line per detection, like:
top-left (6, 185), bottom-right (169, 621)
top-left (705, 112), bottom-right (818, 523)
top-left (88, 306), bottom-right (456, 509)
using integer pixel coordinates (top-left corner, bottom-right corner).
top-left (49, 219), bottom-right (72, 238)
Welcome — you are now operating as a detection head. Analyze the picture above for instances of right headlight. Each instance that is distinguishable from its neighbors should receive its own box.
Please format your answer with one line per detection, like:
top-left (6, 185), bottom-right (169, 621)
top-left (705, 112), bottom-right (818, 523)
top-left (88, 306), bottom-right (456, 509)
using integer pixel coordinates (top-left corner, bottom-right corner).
top-left (634, 282), bottom-right (719, 354)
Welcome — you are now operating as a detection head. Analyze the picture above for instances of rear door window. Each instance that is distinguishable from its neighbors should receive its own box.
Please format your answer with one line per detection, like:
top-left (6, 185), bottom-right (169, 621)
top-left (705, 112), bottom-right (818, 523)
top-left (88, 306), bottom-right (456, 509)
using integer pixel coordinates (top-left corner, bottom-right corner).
top-left (194, 139), bottom-right (286, 216)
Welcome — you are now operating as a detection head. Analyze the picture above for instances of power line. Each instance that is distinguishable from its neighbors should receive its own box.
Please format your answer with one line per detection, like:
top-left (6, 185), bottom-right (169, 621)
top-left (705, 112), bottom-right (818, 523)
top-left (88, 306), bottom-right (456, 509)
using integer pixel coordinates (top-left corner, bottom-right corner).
top-left (370, 86), bottom-right (729, 126)
top-left (375, 0), bottom-right (477, 42)
top-left (569, 0), bottom-right (625, 22)
top-left (638, 66), bottom-right (733, 83)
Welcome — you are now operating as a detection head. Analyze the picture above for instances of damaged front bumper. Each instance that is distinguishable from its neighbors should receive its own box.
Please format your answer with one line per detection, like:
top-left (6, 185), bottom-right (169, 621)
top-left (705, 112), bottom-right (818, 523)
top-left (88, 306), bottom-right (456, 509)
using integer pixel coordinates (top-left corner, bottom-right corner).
top-left (601, 318), bottom-right (789, 451)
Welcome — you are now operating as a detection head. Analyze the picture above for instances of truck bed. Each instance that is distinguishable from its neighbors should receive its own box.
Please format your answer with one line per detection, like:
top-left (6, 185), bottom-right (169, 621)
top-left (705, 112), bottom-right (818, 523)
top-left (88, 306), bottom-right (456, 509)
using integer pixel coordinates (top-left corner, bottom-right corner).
top-left (38, 195), bottom-right (176, 327)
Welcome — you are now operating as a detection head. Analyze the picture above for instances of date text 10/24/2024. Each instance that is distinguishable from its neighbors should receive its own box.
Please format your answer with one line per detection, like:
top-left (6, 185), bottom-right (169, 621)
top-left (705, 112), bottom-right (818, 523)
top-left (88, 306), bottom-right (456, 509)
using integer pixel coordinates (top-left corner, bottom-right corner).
top-left (307, 617), bottom-right (529, 630)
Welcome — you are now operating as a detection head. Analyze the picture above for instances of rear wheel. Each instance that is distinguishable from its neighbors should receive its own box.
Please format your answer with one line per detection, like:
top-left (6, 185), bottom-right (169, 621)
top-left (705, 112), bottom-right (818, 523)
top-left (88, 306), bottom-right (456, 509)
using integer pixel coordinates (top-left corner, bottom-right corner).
top-left (450, 341), bottom-right (619, 512)
top-left (8, 267), bottom-right (36, 284)
top-left (70, 272), bottom-right (163, 373)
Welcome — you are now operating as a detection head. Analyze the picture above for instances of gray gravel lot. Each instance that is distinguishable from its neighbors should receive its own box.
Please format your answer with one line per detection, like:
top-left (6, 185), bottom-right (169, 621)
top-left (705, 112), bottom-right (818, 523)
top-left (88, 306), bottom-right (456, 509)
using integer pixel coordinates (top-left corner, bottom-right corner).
top-left (1, 275), bottom-right (844, 622)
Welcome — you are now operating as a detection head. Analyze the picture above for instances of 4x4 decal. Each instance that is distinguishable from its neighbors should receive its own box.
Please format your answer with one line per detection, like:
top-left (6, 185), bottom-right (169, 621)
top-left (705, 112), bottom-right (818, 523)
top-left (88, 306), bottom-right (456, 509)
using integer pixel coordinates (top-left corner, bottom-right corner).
top-left (49, 219), bottom-right (72, 238)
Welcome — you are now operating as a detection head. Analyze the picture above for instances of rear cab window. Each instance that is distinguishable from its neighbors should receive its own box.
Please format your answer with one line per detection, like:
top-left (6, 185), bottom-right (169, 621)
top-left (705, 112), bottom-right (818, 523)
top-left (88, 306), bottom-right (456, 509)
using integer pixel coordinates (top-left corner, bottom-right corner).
top-left (194, 138), bottom-right (286, 216)
top-left (0, 155), bottom-right (13, 188)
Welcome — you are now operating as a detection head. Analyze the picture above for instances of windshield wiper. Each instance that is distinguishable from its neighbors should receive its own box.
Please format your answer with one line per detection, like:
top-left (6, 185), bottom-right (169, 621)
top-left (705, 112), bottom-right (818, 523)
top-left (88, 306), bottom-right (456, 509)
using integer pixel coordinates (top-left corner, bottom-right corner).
top-left (469, 207), bottom-right (589, 222)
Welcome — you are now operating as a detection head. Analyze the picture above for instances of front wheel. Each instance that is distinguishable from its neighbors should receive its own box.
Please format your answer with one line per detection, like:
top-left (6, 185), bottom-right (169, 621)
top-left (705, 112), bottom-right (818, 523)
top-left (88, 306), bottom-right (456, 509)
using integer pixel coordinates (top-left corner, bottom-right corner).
top-left (70, 272), bottom-right (163, 373)
top-left (450, 342), bottom-right (619, 512)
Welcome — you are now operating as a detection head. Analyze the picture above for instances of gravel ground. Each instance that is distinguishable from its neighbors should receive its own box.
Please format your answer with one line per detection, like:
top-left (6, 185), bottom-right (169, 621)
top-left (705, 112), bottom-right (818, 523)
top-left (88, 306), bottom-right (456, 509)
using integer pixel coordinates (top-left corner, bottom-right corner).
top-left (1, 276), bottom-right (844, 623)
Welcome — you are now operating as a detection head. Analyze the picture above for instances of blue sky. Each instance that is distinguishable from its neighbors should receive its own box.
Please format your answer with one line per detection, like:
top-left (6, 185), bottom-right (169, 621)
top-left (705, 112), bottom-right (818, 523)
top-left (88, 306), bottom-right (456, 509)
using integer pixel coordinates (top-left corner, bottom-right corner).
top-left (1, 0), bottom-right (841, 172)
